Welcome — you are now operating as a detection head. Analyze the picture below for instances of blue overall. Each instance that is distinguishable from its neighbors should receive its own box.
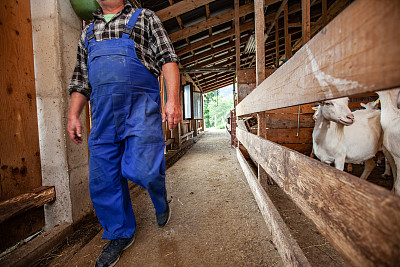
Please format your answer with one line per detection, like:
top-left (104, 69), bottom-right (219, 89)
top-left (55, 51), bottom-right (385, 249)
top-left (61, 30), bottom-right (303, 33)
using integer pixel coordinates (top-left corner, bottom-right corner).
top-left (86, 9), bottom-right (166, 240)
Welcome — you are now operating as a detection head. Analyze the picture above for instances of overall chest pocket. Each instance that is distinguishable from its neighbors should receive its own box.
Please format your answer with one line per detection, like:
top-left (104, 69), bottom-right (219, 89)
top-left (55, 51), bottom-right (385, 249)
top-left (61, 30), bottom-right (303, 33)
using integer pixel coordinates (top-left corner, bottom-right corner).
top-left (88, 48), bottom-right (132, 87)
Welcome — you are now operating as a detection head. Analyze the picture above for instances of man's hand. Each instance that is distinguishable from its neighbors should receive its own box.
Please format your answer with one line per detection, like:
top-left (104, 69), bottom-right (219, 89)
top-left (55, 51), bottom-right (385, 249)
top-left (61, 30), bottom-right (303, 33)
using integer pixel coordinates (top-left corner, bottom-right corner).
top-left (162, 100), bottom-right (182, 130)
top-left (68, 115), bottom-right (83, 144)
top-left (68, 92), bottom-right (88, 144)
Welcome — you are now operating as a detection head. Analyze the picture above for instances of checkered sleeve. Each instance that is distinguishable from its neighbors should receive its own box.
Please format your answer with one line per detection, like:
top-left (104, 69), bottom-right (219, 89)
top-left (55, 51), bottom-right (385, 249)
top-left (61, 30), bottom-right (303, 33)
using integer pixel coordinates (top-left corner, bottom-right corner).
top-left (146, 9), bottom-right (179, 71)
top-left (68, 25), bottom-right (92, 100)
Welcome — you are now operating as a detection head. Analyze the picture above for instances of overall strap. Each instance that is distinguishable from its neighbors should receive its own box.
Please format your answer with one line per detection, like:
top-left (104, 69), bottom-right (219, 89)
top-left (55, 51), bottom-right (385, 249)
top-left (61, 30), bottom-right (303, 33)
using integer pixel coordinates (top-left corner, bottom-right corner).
top-left (122, 8), bottom-right (143, 39)
top-left (85, 22), bottom-right (95, 49)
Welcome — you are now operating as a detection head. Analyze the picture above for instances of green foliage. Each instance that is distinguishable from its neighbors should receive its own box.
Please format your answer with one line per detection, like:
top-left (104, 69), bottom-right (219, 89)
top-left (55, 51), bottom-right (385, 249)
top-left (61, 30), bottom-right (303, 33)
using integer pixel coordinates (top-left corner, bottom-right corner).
top-left (203, 90), bottom-right (233, 128)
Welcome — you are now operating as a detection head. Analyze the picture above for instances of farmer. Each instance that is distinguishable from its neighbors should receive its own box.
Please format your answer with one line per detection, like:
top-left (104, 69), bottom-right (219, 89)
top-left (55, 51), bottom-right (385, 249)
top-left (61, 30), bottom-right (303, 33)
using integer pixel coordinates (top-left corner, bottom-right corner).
top-left (67, 0), bottom-right (181, 266)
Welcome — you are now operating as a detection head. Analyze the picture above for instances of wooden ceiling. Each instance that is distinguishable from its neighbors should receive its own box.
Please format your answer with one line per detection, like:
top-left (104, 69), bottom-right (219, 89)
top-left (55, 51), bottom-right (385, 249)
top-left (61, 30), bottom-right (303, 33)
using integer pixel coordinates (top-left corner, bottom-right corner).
top-left (140, 0), bottom-right (351, 93)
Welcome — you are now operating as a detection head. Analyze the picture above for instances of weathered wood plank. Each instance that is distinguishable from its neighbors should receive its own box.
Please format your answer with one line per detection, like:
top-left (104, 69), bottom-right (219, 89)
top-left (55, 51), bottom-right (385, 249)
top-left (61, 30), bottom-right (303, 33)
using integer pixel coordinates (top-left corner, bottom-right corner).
top-left (266, 113), bottom-right (314, 128)
top-left (236, 148), bottom-right (311, 267)
top-left (235, 0), bottom-right (240, 72)
top-left (236, 127), bottom-right (400, 266)
top-left (302, 0), bottom-right (311, 44)
top-left (236, 0), bottom-right (400, 116)
top-left (0, 186), bottom-right (56, 224)
top-left (255, 0), bottom-right (265, 85)
top-left (265, 128), bottom-right (313, 144)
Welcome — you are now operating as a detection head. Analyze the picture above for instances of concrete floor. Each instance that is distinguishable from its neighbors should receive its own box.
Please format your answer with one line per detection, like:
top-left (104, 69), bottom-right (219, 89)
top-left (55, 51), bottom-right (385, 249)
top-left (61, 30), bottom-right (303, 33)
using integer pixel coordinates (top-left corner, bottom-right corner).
top-left (61, 129), bottom-right (283, 267)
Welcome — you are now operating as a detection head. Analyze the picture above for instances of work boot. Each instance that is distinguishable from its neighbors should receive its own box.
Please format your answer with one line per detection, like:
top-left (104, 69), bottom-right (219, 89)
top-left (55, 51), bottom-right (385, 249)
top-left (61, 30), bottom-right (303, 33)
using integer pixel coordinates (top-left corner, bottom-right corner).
top-left (95, 236), bottom-right (135, 267)
top-left (156, 202), bottom-right (171, 227)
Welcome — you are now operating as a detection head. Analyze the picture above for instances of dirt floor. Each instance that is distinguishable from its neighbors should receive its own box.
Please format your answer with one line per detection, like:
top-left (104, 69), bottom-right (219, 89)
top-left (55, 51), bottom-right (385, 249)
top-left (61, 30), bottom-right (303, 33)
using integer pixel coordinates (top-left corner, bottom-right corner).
top-left (53, 129), bottom-right (284, 267)
top-left (35, 129), bottom-right (394, 267)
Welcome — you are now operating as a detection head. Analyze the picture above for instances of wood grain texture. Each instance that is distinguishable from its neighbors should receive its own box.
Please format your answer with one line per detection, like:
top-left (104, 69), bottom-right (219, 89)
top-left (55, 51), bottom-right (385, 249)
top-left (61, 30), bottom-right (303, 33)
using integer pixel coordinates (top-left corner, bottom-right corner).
top-left (254, 0), bottom-right (265, 86)
top-left (266, 113), bottom-right (314, 128)
top-left (0, 0), bottom-right (44, 252)
top-left (0, 186), bottom-right (55, 224)
top-left (236, 148), bottom-right (311, 267)
top-left (236, 0), bottom-right (400, 116)
top-left (236, 127), bottom-right (400, 266)
top-left (265, 128), bottom-right (313, 144)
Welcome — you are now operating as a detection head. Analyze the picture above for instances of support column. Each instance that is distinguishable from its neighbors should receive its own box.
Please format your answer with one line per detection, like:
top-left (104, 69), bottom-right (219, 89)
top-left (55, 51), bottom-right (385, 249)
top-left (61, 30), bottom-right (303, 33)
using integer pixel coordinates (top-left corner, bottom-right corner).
top-left (234, 0), bottom-right (241, 73)
top-left (284, 3), bottom-right (292, 59)
top-left (31, 0), bottom-right (92, 228)
top-left (254, 0), bottom-right (265, 86)
top-left (302, 0), bottom-right (311, 45)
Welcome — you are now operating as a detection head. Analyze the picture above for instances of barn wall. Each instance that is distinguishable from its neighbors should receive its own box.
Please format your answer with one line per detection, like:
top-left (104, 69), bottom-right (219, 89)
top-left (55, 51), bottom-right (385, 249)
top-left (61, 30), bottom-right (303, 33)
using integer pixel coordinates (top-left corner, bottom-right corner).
top-left (31, 0), bottom-right (92, 229)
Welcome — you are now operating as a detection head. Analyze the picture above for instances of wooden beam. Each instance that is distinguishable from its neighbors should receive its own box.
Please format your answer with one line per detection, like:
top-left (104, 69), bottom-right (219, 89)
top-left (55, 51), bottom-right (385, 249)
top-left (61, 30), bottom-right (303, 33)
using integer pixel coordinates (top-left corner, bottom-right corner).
top-left (175, 0), bottom-right (309, 56)
top-left (181, 35), bottom-right (250, 66)
top-left (302, 0), bottom-right (311, 44)
top-left (235, 0), bottom-right (241, 72)
top-left (169, 0), bottom-right (281, 43)
top-left (275, 21), bottom-right (279, 67)
top-left (236, 0), bottom-right (400, 116)
top-left (284, 3), bottom-right (292, 59)
top-left (236, 127), bottom-right (400, 266)
top-left (0, 186), bottom-right (56, 224)
top-left (254, 0), bottom-right (265, 86)
top-left (322, 0), bottom-right (327, 25)
top-left (236, 148), bottom-right (311, 267)
top-left (156, 0), bottom-right (217, 22)
top-left (201, 74), bottom-right (234, 88)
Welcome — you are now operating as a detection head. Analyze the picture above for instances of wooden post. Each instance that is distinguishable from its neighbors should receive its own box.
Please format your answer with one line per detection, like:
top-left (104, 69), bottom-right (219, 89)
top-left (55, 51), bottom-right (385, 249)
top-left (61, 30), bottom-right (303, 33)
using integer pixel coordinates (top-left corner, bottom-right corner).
top-left (254, 0), bottom-right (265, 86)
top-left (275, 21), bottom-right (279, 67)
top-left (234, 0), bottom-right (240, 73)
top-left (284, 3), bottom-right (292, 59)
top-left (322, 0), bottom-right (327, 26)
top-left (302, 0), bottom-right (311, 45)
top-left (257, 111), bottom-right (273, 186)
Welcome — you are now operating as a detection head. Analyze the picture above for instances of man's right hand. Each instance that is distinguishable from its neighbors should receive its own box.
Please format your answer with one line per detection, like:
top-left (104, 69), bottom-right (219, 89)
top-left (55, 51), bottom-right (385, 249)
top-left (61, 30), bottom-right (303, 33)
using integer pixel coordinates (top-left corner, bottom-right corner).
top-left (68, 115), bottom-right (83, 144)
top-left (67, 92), bottom-right (88, 144)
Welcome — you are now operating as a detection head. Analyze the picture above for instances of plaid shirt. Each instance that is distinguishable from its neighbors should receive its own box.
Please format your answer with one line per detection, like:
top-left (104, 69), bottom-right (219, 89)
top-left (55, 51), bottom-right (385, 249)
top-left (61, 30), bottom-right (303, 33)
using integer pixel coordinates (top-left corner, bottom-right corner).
top-left (68, 0), bottom-right (179, 99)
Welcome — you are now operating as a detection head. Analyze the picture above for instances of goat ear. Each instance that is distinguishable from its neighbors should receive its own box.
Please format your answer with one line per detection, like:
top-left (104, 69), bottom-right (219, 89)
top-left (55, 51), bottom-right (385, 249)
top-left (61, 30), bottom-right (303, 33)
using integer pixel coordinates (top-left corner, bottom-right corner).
top-left (360, 103), bottom-right (366, 108)
top-left (312, 107), bottom-right (318, 111)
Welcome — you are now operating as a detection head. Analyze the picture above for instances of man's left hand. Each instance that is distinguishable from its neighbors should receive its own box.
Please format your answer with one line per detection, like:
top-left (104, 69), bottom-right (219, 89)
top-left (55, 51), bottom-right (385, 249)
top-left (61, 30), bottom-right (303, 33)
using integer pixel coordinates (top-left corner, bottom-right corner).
top-left (162, 101), bottom-right (182, 130)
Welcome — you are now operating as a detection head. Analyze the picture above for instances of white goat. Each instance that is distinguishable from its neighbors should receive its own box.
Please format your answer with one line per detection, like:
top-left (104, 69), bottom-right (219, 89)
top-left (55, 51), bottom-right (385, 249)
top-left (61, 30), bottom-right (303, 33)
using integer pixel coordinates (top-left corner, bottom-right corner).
top-left (377, 88), bottom-right (400, 195)
top-left (312, 97), bottom-right (381, 180)
top-left (360, 100), bottom-right (392, 178)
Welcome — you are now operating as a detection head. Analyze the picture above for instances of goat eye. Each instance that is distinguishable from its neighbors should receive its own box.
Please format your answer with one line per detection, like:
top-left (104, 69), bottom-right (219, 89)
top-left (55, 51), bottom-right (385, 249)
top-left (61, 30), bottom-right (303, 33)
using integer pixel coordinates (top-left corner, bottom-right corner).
top-left (325, 102), bottom-right (332, 106)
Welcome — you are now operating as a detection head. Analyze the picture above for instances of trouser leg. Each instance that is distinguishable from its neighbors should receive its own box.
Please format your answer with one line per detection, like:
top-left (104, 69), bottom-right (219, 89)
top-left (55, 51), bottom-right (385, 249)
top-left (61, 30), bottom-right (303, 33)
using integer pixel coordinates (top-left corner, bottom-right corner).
top-left (89, 142), bottom-right (136, 240)
top-left (121, 136), bottom-right (167, 214)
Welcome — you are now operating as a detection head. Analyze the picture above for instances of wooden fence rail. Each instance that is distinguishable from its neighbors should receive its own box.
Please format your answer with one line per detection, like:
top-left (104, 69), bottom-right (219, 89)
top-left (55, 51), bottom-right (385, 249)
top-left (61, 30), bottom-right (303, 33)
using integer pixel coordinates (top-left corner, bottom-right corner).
top-left (235, 0), bottom-right (400, 266)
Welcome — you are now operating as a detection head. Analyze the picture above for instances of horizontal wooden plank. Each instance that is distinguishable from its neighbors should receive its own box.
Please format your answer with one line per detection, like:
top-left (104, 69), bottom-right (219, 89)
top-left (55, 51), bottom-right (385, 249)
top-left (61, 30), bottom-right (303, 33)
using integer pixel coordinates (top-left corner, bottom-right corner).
top-left (236, 127), bottom-right (400, 266)
top-left (236, 148), bottom-right (311, 267)
top-left (265, 128), bottom-right (313, 144)
top-left (0, 186), bottom-right (56, 224)
top-left (236, 0), bottom-right (400, 116)
top-left (266, 113), bottom-right (314, 128)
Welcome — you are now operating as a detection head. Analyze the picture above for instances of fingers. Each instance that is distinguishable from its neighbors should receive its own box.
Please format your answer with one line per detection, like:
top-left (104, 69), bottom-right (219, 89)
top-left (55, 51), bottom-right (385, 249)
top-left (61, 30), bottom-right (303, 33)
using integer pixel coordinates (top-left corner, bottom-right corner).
top-left (68, 118), bottom-right (83, 144)
top-left (162, 110), bottom-right (166, 123)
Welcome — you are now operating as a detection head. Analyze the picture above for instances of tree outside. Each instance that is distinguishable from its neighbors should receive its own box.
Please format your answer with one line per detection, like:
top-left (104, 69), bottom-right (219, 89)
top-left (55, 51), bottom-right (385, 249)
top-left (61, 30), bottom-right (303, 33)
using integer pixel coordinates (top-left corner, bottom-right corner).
top-left (203, 89), bottom-right (234, 129)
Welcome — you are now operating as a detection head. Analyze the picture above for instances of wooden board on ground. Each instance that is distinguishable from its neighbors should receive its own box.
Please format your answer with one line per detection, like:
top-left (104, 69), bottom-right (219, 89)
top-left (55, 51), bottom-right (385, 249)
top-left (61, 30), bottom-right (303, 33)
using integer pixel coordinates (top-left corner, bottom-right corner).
top-left (236, 148), bottom-right (311, 267)
top-left (236, 127), bottom-right (400, 266)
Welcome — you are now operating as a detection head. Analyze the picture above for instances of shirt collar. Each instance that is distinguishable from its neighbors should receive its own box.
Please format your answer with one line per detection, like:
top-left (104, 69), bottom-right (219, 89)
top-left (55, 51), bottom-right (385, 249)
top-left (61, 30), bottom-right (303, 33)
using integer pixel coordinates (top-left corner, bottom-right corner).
top-left (92, 0), bottom-right (134, 20)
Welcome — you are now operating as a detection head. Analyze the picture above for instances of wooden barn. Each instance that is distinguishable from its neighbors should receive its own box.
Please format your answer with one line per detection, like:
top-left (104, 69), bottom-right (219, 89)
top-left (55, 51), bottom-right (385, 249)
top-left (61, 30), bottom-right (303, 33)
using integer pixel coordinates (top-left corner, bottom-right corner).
top-left (1, 0), bottom-right (399, 266)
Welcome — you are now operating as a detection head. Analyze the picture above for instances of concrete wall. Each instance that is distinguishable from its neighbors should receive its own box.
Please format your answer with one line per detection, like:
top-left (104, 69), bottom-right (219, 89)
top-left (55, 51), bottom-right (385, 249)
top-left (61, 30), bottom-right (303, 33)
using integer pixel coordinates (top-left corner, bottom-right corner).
top-left (31, 0), bottom-right (92, 229)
